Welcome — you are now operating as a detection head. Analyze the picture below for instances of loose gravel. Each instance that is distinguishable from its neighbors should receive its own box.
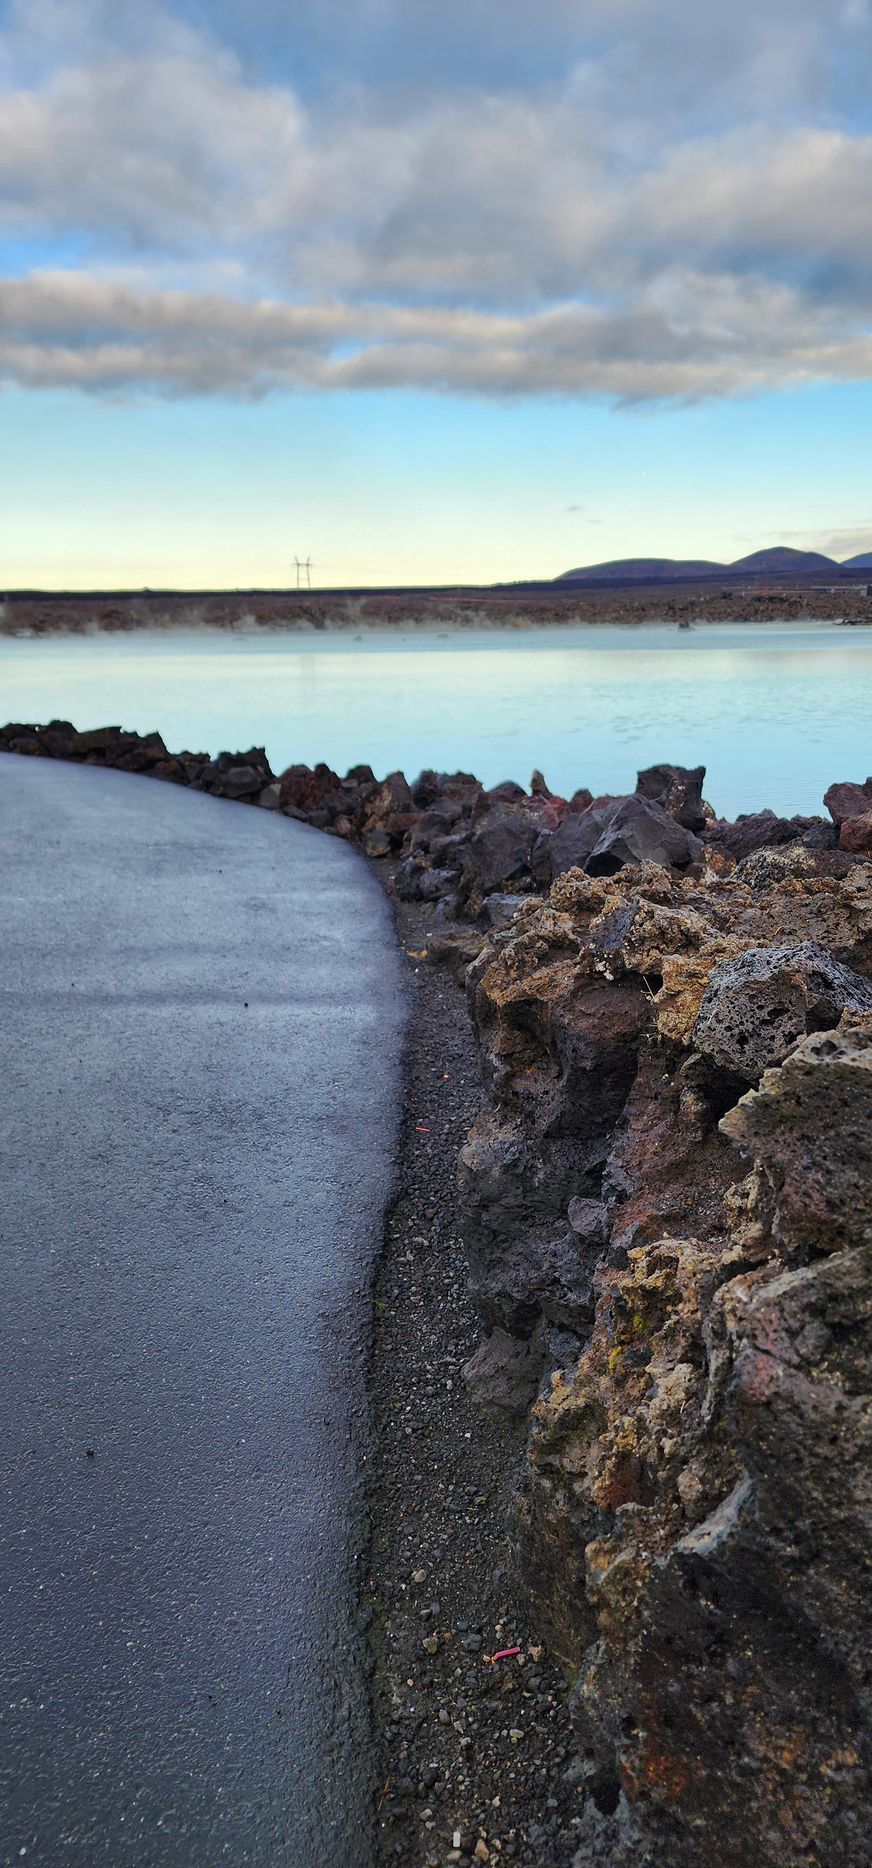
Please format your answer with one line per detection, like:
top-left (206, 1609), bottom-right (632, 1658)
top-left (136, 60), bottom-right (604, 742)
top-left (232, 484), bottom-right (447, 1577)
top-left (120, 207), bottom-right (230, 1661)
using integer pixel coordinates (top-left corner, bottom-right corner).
top-left (364, 879), bottom-right (584, 1868)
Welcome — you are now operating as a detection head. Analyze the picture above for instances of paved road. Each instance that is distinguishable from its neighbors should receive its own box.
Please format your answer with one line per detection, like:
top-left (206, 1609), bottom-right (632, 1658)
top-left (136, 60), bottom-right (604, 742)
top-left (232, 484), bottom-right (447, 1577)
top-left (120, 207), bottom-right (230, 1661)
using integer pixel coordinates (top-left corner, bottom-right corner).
top-left (0, 755), bottom-right (405, 1868)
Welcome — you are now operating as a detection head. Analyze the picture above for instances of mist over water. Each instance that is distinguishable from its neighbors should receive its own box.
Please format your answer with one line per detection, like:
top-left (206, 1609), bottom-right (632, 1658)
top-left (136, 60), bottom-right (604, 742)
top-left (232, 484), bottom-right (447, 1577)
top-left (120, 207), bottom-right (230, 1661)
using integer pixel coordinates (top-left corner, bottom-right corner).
top-left (3, 622), bottom-right (871, 820)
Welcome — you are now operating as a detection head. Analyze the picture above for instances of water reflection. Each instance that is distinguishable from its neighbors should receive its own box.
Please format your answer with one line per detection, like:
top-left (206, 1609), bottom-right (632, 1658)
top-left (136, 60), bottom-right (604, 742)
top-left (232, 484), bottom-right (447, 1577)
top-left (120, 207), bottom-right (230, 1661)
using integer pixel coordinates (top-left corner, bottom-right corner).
top-left (3, 622), bottom-right (870, 819)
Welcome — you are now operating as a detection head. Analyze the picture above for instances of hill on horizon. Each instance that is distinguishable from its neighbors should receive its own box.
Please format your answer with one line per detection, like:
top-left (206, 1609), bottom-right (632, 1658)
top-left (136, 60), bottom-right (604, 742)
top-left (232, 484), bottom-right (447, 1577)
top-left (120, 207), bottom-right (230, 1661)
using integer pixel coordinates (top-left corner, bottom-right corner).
top-left (556, 545), bottom-right (843, 584)
top-left (842, 551), bottom-right (872, 568)
top-left (555, 556), bottom-right (723, 583)
top-left (729, 547), bottom-right (836, 572)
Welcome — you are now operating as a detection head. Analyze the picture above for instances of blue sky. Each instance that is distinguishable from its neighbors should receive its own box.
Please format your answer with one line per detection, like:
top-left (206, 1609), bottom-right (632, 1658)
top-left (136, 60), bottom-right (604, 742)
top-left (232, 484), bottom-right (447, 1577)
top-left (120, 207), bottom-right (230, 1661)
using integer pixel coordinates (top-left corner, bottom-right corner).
top-left (2, 0), bottom-right (872, 586)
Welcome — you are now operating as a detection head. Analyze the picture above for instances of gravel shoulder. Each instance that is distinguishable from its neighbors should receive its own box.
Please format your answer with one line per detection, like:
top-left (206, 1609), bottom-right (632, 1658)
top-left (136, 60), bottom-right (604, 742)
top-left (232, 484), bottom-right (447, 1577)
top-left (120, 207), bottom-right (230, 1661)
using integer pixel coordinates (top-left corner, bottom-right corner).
top-left (365, 878), bottom-right (584, 1868)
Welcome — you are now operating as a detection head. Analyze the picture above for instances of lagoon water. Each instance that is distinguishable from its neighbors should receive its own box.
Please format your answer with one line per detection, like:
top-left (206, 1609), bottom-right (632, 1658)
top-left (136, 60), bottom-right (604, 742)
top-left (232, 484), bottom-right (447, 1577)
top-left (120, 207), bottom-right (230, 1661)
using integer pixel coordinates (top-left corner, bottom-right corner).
top-left (3, 621), bottom-right (871, 820)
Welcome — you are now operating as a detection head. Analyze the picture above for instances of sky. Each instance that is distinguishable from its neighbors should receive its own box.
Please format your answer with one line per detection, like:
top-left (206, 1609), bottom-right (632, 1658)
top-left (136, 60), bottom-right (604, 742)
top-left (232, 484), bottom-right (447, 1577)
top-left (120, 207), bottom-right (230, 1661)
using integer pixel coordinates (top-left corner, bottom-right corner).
top-left (2, 0), bottom-right (872, 588)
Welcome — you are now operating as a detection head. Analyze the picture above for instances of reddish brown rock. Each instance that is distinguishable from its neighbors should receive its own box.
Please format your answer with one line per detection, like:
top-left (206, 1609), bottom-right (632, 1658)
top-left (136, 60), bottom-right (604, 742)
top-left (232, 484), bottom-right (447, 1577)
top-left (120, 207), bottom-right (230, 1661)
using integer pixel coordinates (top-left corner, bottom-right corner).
top-left (515, 1022), bottom-right (872, 1866)
top-left (824, 776), bottom-right (872, 826)
top-left (361, 771), bottom-right (422, 849)
top-left (840, 811), bottom-right (872, 853)
top-left (703, 807), bottom-right (823, 859)
top-left (278, 761), bottom-right (343, 814)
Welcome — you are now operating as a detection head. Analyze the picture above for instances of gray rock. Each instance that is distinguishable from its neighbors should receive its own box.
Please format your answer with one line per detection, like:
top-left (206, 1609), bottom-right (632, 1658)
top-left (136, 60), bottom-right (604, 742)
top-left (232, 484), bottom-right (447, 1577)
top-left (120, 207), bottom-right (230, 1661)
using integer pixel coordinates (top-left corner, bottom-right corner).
top-left (802, 818), bottom-right (838, 850)
top-left (533, 1225), bottom-right (602, 1333)
top-left (532, 804), bottom-right (621, 887)
top-left (220, 763), bottom-right (265, 800)
top-left (394, 854), bottom-right (426, 899)
top-left (461, 802), bottom-right (541, 896)
top-left (695, 941), bottom-right (872, 1083)
top-left (426, 830), bottom-right (470, 872)
top-left (586, 796), bottom-right (703, 875)
top-left (462, 1327), bottom-right (544, 1418)
top-left (431, 892), bottom-right (461, 925)
top-left (482, 893), bottom-right (528, 929)
top-left (735, 842), bottom-right (854, 888)
top-left (418, 867), bottom-right (457, 902)
top-left (567, 1196), bottom-right (610, 1243)
top-left (720, 1018), bottom-right (872, 1254)
top-left (487, 780), bottom-right (527, 803)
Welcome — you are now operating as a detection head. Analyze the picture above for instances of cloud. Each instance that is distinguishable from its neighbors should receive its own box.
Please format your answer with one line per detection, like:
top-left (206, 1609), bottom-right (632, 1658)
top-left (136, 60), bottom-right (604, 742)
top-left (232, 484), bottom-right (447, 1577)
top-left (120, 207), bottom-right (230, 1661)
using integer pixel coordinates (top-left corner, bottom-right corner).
top-left (0, 36), bottom-right (307, 250)
top-left (743, 520), bottom-right (872, 558)
top-left (801, 524), bottom-right (872, 559)
top-left (2, 0), bottom-right (872, 404)
top-left (3, 267), bottom-right (871, 403)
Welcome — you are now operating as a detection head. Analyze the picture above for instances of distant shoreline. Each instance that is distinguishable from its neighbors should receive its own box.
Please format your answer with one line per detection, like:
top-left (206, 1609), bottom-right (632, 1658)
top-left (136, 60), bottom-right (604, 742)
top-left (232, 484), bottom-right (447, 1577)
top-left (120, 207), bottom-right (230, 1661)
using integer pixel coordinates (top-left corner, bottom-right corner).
top-left (4, 581), bottom-right (872, 637)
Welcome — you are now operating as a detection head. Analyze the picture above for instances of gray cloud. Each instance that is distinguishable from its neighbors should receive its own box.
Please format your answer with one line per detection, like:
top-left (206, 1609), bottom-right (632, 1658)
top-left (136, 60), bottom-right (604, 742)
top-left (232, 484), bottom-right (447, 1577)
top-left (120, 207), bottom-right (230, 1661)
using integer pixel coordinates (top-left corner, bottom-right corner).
top-left (797, 523), bottom-right (872, 557)
top-left (2, 0), bottom-right (872, 403)
top-left (3, 268), bottom-right (871, 402)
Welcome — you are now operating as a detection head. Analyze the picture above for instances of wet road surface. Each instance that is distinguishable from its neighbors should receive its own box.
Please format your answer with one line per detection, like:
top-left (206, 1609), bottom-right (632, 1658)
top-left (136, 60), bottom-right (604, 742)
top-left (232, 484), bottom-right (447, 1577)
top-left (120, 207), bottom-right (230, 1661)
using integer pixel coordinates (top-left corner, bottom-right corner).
top-left (0, 754), bottom-right (405, 1867)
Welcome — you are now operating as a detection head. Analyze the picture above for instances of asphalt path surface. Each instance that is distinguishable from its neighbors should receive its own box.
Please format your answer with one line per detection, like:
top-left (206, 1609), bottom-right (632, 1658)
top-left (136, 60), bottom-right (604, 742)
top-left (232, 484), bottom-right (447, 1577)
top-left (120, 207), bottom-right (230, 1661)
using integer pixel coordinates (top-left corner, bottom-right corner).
top-left (0, 754), bottom-right (405, 1867)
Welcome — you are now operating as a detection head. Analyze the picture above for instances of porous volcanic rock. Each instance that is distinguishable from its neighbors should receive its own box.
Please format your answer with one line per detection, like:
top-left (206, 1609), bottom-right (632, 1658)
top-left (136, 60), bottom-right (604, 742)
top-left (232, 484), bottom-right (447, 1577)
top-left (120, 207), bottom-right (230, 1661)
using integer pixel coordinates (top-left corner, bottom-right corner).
top-left (456, 851), bottom-right (872, 1867)
top-left (535, 1022), bottom-right (872, 1868)
top-left (693, 939), bottom-right (872, 1082)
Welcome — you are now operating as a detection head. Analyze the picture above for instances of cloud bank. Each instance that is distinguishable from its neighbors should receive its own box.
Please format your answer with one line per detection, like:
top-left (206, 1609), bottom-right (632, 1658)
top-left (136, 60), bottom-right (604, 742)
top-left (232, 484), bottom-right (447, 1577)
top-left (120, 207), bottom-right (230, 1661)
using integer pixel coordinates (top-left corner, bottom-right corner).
top-left (1, 0), bottom-right (871, 403)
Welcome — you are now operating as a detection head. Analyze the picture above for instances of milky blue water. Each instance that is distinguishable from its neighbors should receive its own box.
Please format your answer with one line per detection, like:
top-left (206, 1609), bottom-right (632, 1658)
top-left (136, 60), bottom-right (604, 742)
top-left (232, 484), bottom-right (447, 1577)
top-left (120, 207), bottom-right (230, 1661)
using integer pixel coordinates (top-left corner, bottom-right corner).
top-left (3, 622), bottom-right (871, 820)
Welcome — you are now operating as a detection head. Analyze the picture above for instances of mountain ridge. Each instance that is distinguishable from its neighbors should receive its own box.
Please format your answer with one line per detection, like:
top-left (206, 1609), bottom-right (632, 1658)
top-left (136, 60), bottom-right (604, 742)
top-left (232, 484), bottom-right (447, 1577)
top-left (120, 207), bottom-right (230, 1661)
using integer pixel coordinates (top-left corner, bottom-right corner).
top-left (556, 545), bottom-right (857, 584)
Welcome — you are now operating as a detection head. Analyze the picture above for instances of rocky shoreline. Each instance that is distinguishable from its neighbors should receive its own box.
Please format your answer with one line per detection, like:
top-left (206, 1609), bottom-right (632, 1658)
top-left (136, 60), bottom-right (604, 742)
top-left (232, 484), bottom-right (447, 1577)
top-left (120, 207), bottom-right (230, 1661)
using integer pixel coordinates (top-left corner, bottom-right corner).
top-left (3, 718), bottom-right (870, 1868)
top-left (4, 583), bottom-right (872, 636)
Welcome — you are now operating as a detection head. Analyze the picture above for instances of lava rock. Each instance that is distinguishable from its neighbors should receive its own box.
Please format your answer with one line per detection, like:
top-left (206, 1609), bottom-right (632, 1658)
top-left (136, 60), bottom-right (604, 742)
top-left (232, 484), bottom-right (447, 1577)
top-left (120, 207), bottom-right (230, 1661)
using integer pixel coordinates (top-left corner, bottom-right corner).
top-left (462, 1326), bottom-right (545, 1418)
top-left (694, 941), bottom-right (872, 1083)
top-left (585, 795), bottom-right (703, 874)
top-left (704, 808), bottom-right (819, 860)
top-left (532, 804), bottom-right (621, 887)
top-left (840, 811), bottom-right (872, 854)
top-left (460, 802), bottom-right (542, 900)
top-left (721, 1014), bottom-right (872, 1254)
top-left (220, 763), bottom-right (265, 800)
top-left (635, 761), bottom-right (708, 832)
top-left (824, 776), bottom-right (872, 826)
top-left (482, 894), bottom-right (528, 929)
